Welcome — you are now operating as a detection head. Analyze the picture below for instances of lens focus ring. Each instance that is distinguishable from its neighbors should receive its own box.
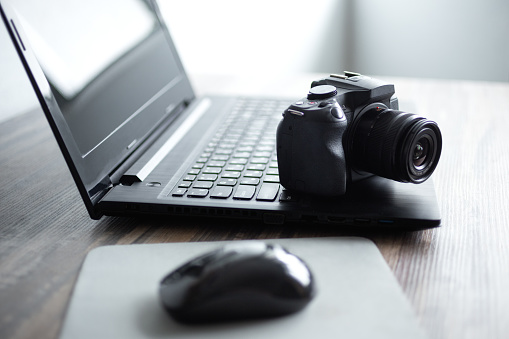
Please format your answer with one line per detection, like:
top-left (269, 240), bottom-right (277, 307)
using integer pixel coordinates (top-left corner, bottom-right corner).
top-left (350, 108), bottom-right (442, 183)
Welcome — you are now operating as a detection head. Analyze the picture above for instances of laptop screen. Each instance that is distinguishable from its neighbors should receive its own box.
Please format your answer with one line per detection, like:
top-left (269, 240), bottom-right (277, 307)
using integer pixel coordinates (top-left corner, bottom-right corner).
top-left (3, 0), bottom-right (195, 211)
top-left (13, 0), bottom-right (184, 157)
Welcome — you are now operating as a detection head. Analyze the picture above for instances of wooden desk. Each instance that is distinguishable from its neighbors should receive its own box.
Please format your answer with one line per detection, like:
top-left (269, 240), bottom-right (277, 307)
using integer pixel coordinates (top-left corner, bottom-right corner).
top-left (1, 74), bottom-right (509, 339)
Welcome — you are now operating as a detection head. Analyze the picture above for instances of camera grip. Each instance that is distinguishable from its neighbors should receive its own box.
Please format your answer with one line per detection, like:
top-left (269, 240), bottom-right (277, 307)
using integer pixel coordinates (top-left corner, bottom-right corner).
top-left (277, 116), bottom-right (347, 196)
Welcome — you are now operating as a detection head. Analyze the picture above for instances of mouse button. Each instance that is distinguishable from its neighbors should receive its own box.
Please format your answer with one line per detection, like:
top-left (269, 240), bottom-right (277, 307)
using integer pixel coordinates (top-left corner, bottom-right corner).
top-left (276, 250), bottom-right (313, 288)
top-left (220, 241), bottom-right (268, 259)
top-left (168, 250), bottom-right (222, 281)
top-left (159, 275), bottom-right (197, 310)
top-left (204, 242), bottom-right (269, 272)
top-left (266, 245), bottom-right (315, 294)
top-left (197, 259), bottom-right (280, 297)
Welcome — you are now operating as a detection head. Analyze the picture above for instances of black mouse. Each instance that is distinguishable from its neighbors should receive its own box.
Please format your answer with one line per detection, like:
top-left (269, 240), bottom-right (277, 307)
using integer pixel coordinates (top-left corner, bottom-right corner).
top-left (159, 242), bottom-right (315, 323)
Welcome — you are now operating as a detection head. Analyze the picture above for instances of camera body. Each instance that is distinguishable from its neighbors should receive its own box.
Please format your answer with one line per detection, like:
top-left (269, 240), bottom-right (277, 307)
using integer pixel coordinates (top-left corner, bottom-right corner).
top-left (276, 71), bottom-right (442, 196)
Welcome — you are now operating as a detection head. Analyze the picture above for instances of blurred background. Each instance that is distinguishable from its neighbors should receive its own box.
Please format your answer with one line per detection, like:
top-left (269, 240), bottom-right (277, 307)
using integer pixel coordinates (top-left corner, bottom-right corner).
top-left (1, 0), bottom-right (508, 122)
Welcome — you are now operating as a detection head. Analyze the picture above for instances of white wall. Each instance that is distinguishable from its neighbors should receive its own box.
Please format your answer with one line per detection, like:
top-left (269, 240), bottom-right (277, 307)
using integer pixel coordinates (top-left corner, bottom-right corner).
top-left (158, 0), bottom-right (347, 75)
top-left (345, 0), bottom-right (509, 82)
top-left (157, 0), bottom-right (509, 82)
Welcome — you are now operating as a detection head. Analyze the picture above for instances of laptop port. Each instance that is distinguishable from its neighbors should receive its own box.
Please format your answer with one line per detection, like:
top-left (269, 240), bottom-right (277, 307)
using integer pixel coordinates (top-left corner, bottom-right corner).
top-left (263, 213), bottom-right (285, 224)
top-left (378, 219), bottom-right (395, 224)
top-left (327, 216), bottom-right (346, 223)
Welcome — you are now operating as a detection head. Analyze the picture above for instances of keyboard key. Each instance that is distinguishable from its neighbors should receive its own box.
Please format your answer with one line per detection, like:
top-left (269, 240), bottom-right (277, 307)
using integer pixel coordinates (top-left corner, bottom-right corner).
top-left (232, 152), bottom-right (251, 158)
top-left (229, 158), bottom-right (248, 165)
top-left (172, 188), bottom-right (187, 197)
top-left (253, 151), bottom-right (272, 158)
top-left (256, 183), bottom-right (280, 201)
top-left (239, 141), bottom-right (256, 147)
top-left (197, 174), bottom-right (218, 181)
top-left (178, 181), bottom-right (192, 188)
top-left (192, 163), bottom-right (205, 169)
top-left (208, 161), bottom-right (226, 167)
top-left (250, 157), bottom-right (269, 164)
top-left (216, 148), bottom-right (233, 155)
top-left (256, 145), bottom-right (273, 152)
top-left (218, 142), bottom-right (236, 149)
top-left (222, 172), bottom-right (241, 179)
top-left (266, 168), bottom-right (279, 175)
top-left (263, 175), bottom-right (279, 183)
top-left (217, 178), bottom-right (237, 186)
top-left (240, 178), bottom-right (260, 186)
top-left (244, 170), bottom-right (263, 178)
top-left (233, 185), bottom-right (256, 200)
top-left (210, 186), bottom-right (233, 199)
top-left (188, 168), bottom-right (200, 175)
top-left (247, 164), bottom-right (265, 171)
top-left (193, 181), bottom-right (214, 189)
top-left (203, 167), bottom-right (222, 174)
top-left (211, 155), bottom-right (229, 161)
top-left (225, 164), bottom-right (244, 171)
top-left (187, 189), bottom-right (209, 198)
top-left (183, 175), bottom-right (196, 181)
top-left (237, 146), bottom-right (254, 152)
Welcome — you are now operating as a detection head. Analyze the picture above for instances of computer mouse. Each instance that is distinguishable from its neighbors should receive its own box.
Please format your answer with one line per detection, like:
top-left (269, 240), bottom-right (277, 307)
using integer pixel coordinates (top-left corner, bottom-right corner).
top-left (159, 242), bottom-right (315, 323)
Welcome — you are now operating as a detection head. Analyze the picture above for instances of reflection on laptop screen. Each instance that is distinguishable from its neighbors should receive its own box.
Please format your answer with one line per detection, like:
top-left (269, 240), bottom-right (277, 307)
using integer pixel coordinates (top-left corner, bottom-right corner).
top-left (13, 0), bottom-right (182, 157)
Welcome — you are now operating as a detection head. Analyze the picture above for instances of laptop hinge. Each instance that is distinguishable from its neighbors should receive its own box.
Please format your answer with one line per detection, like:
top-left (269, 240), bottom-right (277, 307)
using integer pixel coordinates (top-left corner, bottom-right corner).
top-left (89, 175), bottom-right (113, 201)
top-left (109, 100), bottom-right (190, 186)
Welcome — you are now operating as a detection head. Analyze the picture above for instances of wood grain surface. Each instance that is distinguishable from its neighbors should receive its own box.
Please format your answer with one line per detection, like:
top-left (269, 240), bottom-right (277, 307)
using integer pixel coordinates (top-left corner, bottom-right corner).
top-left (1, 74), bottom-right (509, 339)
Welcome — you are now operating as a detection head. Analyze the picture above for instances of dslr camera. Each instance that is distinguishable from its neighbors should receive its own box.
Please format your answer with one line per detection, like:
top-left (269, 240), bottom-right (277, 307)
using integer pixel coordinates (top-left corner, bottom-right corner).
top-left (276, 71), bottom-right (442, 196)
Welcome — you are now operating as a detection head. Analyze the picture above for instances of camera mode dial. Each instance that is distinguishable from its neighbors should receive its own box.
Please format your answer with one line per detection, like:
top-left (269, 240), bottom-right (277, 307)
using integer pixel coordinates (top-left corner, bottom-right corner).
top-left (307, 85), bottom-right (337, 100)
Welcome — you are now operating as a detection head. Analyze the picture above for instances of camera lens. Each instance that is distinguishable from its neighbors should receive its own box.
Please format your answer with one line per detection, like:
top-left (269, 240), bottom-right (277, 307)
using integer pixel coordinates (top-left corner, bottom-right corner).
top-left (413, 137), bottom-right (430, 168)
top-left (349, 106), bottom-right (442, 183)
top-left (413, 140), bottom-right (427, 167)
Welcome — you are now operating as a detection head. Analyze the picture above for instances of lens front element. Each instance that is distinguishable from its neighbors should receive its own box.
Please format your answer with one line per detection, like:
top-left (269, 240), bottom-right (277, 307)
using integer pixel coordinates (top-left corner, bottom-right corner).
top-left (413, 139), bottom-right (427, 167)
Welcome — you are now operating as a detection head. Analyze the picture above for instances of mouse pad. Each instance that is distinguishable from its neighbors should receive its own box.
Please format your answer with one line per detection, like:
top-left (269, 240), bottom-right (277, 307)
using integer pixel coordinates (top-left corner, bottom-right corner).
top-left (59, 237), bottom-right (427, 339)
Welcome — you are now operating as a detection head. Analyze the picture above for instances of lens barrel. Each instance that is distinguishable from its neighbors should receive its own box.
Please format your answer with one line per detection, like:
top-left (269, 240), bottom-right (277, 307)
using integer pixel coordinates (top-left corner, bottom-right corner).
top-left (350, 106), bottom-right (442, 183)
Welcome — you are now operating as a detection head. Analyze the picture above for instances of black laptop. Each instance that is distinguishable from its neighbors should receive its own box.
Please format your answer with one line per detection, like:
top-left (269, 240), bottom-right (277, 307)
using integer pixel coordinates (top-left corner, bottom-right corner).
top-left (0, 0), bottom-right (441, 230)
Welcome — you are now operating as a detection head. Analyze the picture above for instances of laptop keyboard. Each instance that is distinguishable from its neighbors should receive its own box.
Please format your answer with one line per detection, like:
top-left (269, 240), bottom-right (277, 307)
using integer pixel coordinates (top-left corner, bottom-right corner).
top-left (170, 98), bottom-right (290, 202)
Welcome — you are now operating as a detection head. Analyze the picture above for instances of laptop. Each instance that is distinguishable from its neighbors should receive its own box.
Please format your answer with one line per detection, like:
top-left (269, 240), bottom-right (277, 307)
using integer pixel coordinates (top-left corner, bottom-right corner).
top-left (0, 0), bottom-right (441, 230)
